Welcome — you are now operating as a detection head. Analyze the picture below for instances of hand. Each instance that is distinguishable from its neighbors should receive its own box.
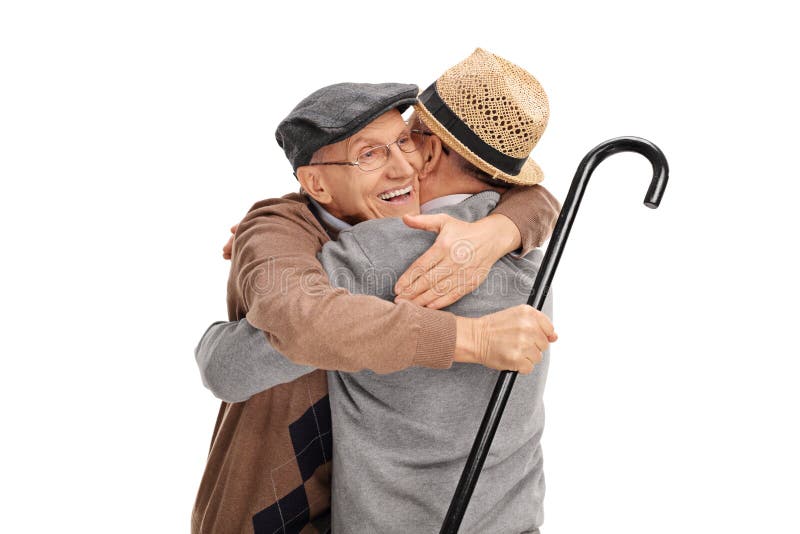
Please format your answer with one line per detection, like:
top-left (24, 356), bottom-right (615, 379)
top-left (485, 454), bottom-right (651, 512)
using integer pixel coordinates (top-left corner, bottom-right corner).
top-left (455, 304), bottom-right (557, 374)
top-left (222, 224), bottom-right (239, 260)
top-left (394, 213), bottom-right (522, 310)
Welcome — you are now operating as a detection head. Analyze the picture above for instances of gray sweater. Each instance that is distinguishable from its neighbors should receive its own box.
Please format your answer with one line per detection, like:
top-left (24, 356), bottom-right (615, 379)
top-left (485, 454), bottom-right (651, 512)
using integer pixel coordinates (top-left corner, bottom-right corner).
top-left (195, 191), bottom-right (552, 533)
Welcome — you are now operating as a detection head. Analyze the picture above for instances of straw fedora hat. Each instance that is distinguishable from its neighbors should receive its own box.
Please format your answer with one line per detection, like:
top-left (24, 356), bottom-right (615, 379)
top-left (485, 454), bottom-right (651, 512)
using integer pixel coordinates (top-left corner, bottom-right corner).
top-left (414, 48), bottom-right (549, 186)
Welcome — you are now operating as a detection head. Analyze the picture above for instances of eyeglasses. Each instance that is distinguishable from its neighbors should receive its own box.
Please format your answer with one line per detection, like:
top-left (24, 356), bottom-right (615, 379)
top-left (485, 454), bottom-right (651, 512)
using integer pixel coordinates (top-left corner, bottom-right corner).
top-left (309, 130), bottom-right (432, 172)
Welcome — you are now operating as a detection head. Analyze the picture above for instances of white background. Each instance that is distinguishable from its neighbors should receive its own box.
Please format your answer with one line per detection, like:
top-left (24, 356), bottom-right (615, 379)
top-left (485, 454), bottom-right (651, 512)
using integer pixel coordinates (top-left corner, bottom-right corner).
top-left (1, 1), bottom-right (798, 532)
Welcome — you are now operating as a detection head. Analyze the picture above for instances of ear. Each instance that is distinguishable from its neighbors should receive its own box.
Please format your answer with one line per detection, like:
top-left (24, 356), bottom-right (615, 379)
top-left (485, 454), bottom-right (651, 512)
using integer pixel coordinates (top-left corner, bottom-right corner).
top-left (296, 167), bottom-right (333, 204)
top-left (420, 134), bottom-right (444, 180)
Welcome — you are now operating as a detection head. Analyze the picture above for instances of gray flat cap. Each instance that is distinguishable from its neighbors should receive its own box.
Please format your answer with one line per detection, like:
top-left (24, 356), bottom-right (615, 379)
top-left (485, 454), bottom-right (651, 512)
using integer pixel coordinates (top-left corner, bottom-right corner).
top-left (275, 82), bottom-right (419, 171)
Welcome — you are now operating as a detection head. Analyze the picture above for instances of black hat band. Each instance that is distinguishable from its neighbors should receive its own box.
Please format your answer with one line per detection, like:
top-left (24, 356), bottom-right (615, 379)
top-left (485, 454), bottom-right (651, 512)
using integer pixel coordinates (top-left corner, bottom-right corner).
top-left (418, 83), bottom-right (528, 176)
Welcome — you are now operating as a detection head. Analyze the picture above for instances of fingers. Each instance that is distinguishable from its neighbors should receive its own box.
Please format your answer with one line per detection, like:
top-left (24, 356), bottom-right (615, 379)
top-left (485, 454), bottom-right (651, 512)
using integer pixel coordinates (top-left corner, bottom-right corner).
top-left (518, 305), bottom-right (556, 349)
top-left (223, 224), bottom-right (239, 260)
top-left (407, 286), bottom-right (449, 308)
top-left (473, 304), bottom-right (555, 375)
top-left (511, 348), bottom-right (541, 376)
top-left (533, 310), bottom-right (557, 343)
top-left (518, 358), bottom-right (534, 375)
top-left (518, 306), bottom-right (551, 371)
top-left (420, 270), bottom-right (483, 309)
top-left (395, 214), bottom-right (459, 298)
top-left (403, 267), bottom-right (484, 309)
top-left (222, 234), bottom-right (235, 260)
top-left (424, 288), bottom-right (467, 310)
top-left (396, 257), bottom-right (489, 308)
top-left (394, 252), bottom-right (444, 300)
top-left (529, 325), bottom-right (550, 355)
top-left (407, 278), bottom-right (463, 309)
top-left (531, 327), bottom-right (551, 355)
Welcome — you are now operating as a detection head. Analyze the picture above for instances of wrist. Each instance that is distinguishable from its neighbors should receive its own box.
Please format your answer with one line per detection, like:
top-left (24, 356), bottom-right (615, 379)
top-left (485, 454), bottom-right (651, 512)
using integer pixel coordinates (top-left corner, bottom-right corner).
top-left (485, 214), bottom-right (522, 256)
top-left (454, 316), bottom-right (481, 365)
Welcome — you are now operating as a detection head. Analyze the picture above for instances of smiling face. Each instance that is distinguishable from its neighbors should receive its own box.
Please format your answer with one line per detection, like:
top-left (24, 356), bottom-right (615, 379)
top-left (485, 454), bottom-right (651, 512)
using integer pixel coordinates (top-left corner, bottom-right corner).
top-left (296, 110), bottom-right (423, 224)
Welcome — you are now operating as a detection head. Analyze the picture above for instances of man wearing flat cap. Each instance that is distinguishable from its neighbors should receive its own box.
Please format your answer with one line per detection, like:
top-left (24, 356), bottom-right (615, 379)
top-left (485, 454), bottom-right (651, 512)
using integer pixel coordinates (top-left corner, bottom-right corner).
top-left (193, 49), bottom-right (559, 534)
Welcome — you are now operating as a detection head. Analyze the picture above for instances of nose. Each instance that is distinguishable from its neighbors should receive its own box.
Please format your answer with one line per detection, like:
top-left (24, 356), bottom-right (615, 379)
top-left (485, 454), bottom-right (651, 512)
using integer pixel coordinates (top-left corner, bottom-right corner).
top-left (383, 143), bottom-right (416, 180)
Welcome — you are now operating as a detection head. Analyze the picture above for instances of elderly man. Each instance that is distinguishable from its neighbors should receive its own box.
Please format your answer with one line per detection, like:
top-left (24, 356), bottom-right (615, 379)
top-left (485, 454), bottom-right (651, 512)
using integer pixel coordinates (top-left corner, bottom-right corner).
top-left (195, 50), bottom-right (558, 533)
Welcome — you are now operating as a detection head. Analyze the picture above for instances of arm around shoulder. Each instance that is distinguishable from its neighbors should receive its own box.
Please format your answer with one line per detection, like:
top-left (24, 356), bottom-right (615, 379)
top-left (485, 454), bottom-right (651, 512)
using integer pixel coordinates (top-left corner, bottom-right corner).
top-left (195, 319), bottom-right (316, 403)
top-left (232, 198), bottom-right (457, 374)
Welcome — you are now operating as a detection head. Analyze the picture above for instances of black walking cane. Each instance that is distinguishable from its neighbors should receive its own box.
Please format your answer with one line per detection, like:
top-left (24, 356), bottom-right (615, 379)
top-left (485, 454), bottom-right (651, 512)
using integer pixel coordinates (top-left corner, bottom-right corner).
top-left (439, 136), bottom-right (670, 533)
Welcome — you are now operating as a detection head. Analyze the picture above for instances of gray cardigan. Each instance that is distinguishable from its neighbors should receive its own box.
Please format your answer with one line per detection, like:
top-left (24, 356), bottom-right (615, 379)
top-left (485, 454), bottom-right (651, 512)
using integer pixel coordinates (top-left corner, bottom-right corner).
top-left (195, 191), bottom-right (552, 533)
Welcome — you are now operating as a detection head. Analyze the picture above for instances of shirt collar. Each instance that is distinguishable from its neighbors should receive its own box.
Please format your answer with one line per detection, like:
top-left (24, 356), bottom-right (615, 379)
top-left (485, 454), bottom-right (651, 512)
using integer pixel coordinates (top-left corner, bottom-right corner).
top-left (420, 194), bottom-right (474, 213)
top-left (307, 198), bottom-right (352, 233)
top-left (309, 192), bottom-right (475, 231)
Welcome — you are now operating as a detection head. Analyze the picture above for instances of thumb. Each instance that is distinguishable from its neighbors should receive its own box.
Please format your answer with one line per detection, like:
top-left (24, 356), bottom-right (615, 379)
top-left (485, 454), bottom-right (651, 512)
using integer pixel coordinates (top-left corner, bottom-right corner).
top-left (402, 213), bottom-right (447, 233)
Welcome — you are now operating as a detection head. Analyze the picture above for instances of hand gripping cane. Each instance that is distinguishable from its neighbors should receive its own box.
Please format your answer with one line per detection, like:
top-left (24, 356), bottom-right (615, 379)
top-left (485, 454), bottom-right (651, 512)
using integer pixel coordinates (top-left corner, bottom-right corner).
top-left (440, 136), bottom-right (670, 533)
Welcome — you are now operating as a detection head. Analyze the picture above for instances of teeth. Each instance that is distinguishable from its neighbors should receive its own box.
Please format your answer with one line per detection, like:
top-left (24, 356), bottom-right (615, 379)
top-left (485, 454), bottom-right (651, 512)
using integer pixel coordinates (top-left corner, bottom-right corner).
top-left (378, 185), bottom-right (413, 200)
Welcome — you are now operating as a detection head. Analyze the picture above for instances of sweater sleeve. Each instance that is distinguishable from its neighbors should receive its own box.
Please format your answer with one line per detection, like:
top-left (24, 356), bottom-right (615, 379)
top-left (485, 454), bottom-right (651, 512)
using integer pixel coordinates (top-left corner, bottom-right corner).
top-left (491, 184), bottom-right (561, 255)
top-left (232, 197), bottom-right (456, 374)
top-left (195, 319), bottom-right (316, 403)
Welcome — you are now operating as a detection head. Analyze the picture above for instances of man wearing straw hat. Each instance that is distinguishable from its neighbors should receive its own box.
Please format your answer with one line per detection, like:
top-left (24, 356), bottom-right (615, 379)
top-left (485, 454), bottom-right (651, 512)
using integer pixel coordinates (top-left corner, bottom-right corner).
top-left (195, 49), bottom-right (557, 533)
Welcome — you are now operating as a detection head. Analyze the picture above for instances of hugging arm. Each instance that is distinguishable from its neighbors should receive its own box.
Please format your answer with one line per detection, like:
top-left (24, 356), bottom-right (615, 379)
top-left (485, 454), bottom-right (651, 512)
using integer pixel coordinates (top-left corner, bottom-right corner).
top-left (197, 221), bottom-right (438, 402)
top-left (197, 216), bottom-right (448, 402)
top-left (197, 191), bottom-right (559, 401)
top-left (231, 197), bottom-right (456, 374)
top-left (197, 213), bottom-right (556, 402)
top-left (395, 184), bottom-right (561, 309)
top-left (195, 319), bottom-right (315, 403)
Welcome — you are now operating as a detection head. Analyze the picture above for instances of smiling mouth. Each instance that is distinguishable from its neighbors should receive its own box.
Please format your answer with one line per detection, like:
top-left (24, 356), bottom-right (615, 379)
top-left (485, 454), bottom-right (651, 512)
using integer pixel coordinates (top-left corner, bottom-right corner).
top-left (377, 184), bottom-right (414, 203)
